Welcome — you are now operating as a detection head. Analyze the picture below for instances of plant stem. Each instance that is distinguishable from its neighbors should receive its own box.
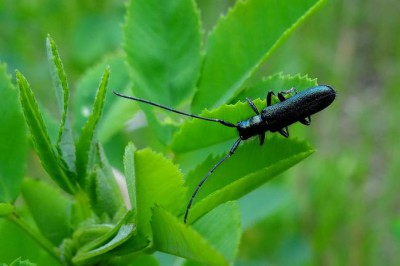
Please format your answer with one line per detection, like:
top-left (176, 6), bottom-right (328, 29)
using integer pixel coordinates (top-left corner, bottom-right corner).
top-left (8, 212), bottom-right (60, 262)
top-left (74, 189), bottom-right (92, 220)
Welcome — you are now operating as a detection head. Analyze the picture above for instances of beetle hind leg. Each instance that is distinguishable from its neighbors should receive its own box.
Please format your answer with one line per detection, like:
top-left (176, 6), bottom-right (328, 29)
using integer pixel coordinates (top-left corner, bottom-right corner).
top-left (278, 127), bottom-right (289, 138)
top-left (267, 87), bottom-right (298, 106)
top-left (278, 87), bottom-right (298, 102)
top-left (258, 133), bottom-right (265, 145)
top-left (300, 116), bottom-right (311, 125)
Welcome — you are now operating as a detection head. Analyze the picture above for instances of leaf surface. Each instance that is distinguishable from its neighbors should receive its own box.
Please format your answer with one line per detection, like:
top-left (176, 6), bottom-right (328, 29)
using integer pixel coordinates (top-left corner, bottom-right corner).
top-left (0, 64), bottom-right (28, 202)
top-left (73, 211), bottom-right (136, 264)
top-left (46, 35), bottom-right (76, 173)
top-left (232, 73), bottom-right (318, 103)
top-left (151, 206), bottom-right (227, 266)
top-left (192, 201), bottom-right (241, 262)
top-left (124, 0), bottom-right (202, 107)
top-left (183, 137), bottom-right (313, 223)
top-left (21, 179), bottom-right (73, 245)
top-left (192, 0), bottom-right (323, 112)
top-left (123, 142), bottom-right (137, 211)
top-left (74, 53), bottom-right (134, 143)
top-left (133, 149), bottom-right (186, 237)
top-left (73, 224), bottom-right (135, 264)
top-left (0, 203), bottom-right (14, 216)
top-left (75, 67), bottom-right (109, 183)
top-left (16, 71), bottom-right (75, 193)
top-left (124, 0), bottom-right (202, 143)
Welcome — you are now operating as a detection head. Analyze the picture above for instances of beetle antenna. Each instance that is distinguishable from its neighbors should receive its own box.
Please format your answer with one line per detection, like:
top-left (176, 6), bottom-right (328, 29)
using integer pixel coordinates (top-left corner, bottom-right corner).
top-left (113, 91), bottom-right (237, 128)
top-left (184, 138), bottom-right (242, 224)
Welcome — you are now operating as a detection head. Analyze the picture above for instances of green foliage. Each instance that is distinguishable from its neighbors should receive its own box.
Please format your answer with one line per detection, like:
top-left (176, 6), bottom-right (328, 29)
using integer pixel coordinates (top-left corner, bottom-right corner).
top-left (0, 0), bottom-right (330, 265)
top-left (0, 203), bottom-right (14, 217)
top-left (0, 64), bottom-right (27, 203)
top-left (124, 0), bottom-right (201, 107)
top-left (46, 35), bottom-right (76, 174)
top-left (16, 70), bottom-right (76, 194)
top-left (192, 0), bottom-right (323, 113)
top-left (75, 67), bottom-right (109, 183)
top-left (72, 212), bottom-right (136, 265)
top-left (73, 53), bottom-right (134, 143)
top-left (133, 148), bottom-right (186, 236)
top-left (152, 206), bottom-right (227, 265)
top-left (124, 0), bottom-right (202, 143)
top-left (21, 179), bottom-right (73, 245)
top-left (184, 137), bottom-right (313, 223)
top-left (8, 257), bottom-right (37, 266)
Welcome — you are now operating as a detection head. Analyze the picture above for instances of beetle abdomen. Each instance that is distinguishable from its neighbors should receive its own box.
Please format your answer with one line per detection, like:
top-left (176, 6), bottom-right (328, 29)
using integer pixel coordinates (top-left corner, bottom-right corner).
top-left (261, 85), bottom-right (336, 132)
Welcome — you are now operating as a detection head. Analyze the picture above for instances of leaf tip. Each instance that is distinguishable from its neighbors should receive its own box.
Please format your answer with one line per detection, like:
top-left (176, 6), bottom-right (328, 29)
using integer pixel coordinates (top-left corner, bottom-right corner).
top-left (15, 70), bottom-right (27, 87)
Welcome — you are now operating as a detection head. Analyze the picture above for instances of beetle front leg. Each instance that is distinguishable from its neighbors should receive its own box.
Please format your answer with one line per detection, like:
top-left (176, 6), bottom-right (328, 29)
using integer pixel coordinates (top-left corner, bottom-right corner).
top-left (246, 98), bottom-right (260, 115)
top-left (266, 91), bottom-right (275, 106)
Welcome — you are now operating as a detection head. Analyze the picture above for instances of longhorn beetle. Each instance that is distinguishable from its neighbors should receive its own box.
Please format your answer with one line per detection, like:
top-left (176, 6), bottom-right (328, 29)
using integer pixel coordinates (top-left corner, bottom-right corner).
top-left (114, 85), bottom-right (336, 223)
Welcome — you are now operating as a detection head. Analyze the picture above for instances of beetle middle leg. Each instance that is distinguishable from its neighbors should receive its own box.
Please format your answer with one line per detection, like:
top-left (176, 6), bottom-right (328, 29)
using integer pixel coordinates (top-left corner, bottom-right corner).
top-left (246, 98), bottom-right (265, 145)
top-left (267, 90), bottom-right (292, 137)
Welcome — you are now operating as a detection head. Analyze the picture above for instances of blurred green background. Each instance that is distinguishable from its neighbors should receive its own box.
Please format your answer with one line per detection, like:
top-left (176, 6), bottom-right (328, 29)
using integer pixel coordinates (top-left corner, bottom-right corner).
top-left (1, 0), bottom-right (399, 265)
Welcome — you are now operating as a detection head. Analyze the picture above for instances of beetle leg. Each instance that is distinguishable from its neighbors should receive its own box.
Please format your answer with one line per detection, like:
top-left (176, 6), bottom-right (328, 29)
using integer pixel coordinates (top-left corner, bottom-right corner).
top-left (277, 92), bottom-right (286, 102)
top-left (278, 87), bottom-right (297, 102)
top-left (184, 138), bottom-right (242, 223)
top-left (299, 116), bottom-right (311, 125)
top-left (266, 91), bottom-right (275, 106)
top-left (258, 133), bottom-right (265, 145)
top-left (246, 97), bottom-right (260, 115)
top-left (278, 127), bottom-right (289, 137)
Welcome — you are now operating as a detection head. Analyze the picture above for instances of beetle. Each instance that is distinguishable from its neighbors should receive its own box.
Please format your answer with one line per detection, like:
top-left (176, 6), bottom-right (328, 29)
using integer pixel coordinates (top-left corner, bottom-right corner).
top-left (114, 85), bottom-right (336, 223)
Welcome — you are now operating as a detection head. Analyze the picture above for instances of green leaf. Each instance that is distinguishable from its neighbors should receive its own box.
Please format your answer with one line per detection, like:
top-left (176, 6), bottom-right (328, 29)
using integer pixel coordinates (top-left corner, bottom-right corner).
top-left (0, 219), bottom-right (59, 265)
top-left (134, 148), bottom-right (186, 237)
top-left (74, 53), bottom-right (134, 143)
top-left (0, 202), bottom-right (14, 216)
top-left (90, 168), bottom-right (123, 218)
top-left (192, 0), bottom-right (324, 112)
top-left (75, 67), bottom-right (109, 183)
top-left (16, 71), bottom-right (75, 193)
top-left (88, 143), bottom-right (125, 218)
top-left (69, 191), bottom-right (93, 228)
top-left (46, 35), bottom-right (76, 174)
top-left (112, 254), bottom-right (158, 266)
top-left (73, 224), bottom-right (135, 265)
top-left (151, 206), bottom-right (227, 265)
top-left (184, 137), bottom-right (313, 223)
top-left (0, 64), bottom-right (27, 203)
top-left (123, 142), bottom-right (137, 211)
top-left (124, 0), bottom-right (202, 143)
top-left (9, 258), bottom-right (37, 266)
top-left (238, 185), bottom-right (292, 230)
top-left (71, 224), bottom-right (114, 248)
top-left (101, 231), bottom-right (149, 257)
top-left (231, 73), bottom-right (318, 103)
top-left (75, 211), bottom-right (133, 254)
top-left (97, 143), bottom-right (125, 216)
top-left (73, 211), bottom-right (136, 264)
top-left (192, 201), bottom-right (241, 263)
top-left (124, 0), bottom-right (201, 107)
top-left (21, 179), bottom-right (73, 245)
